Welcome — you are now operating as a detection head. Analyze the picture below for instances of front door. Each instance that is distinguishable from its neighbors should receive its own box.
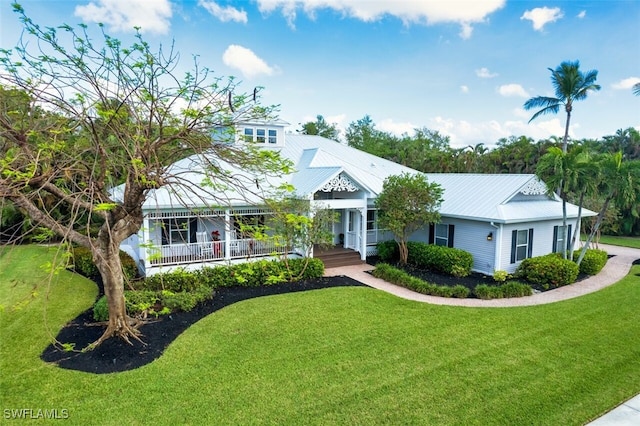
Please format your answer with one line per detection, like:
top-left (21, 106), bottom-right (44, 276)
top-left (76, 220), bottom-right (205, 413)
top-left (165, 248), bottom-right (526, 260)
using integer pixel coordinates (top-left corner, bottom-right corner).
top-left (345, 209), bottom-right (360, 250)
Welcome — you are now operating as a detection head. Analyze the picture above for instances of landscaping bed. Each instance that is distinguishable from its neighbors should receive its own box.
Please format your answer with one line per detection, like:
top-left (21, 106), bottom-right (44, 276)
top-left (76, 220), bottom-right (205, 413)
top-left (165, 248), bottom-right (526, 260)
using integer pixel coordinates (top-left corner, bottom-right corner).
top-left (41, 276), bottom-right (365, 374)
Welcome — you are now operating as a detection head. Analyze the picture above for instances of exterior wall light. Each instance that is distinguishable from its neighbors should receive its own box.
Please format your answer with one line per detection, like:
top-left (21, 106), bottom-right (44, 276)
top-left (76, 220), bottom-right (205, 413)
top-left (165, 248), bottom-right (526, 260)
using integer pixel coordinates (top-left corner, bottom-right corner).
top-left (487, 232), bottom-right (493, 241)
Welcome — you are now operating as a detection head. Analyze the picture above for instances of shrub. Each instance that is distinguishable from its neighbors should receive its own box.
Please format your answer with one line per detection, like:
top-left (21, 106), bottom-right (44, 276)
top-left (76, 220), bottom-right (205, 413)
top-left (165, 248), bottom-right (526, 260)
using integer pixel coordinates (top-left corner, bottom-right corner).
top-left (450, 285), bottom-right (470, 298)
top-left (493, 270), bottom-right (509, 282)
top-left (474, 284), bottom-right (504, 300)
top-left (405, 241), bottom-right (473, 277)
top-left (573, 249), bottom-right (607, 275)
top-left (376, 240), bottom-right (399, 262)
top-left (71, 246), bottom-right (98, 278)
top-left (500, 281), bottom-right (533, 298)
top-left (162, 286), bottom-right (213, 312)
top-left (139, 268), bottom-right (199, 292)
top-left (70, 246), bottom-right (137, 280)
top-left (516, 254), bottom-right (579, 289)
top-left (93, 295), bottom-right (108, 321)
top-left (372, 263), bottom-right (468, 298)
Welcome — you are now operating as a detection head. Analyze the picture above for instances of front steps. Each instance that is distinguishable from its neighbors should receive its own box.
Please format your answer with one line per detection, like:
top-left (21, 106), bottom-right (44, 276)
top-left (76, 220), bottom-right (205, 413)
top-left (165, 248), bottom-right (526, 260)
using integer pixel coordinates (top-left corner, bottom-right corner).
top-left (314, 245), bottom-right (364, 269)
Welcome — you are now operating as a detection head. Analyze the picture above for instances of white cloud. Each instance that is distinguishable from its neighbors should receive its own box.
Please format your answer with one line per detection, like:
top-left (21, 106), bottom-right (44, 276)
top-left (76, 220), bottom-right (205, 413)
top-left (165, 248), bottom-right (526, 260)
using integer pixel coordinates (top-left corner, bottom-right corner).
top-left (577, 10), bottom-right (586, 19)
top-left (476, 67), bottom-right (498, 78)
top-left (520, 7), bottom-right (563, 31)
top-left (460, 85), bottom-right (469, 94)
top-left (611, 77), bottom-right (640, 90)
top-left (256, 0), bottom-right (505, 38)
top-left (198, 1), bottom-right (248, 23)
top-left (222, 45), bottom-right (276, 79)
top-left (428, 115), bottom-right (570, 148)
top-left (377, 118), bottom-right (416, 136)
top-left (74, 0), bottom-right (172, 34)
top-left (498, 84), bottom-right (529, 98)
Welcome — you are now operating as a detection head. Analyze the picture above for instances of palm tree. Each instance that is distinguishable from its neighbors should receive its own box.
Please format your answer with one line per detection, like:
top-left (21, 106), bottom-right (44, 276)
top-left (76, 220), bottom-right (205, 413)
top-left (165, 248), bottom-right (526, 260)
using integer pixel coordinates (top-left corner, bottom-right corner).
top-left (524, 60), bottom-right (601, 153)
top-left (576, 153), bottom-right (640, 265)
top-left (633, 82), bottom-right (640, 96)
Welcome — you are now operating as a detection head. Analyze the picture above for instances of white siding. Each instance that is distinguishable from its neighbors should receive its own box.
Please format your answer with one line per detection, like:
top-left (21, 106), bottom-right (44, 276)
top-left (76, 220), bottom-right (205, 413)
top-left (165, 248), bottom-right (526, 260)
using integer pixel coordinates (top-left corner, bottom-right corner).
top-left (499, 218), bottom-right (580, 274)
top-left (448, 219), bottom-right (496, 275)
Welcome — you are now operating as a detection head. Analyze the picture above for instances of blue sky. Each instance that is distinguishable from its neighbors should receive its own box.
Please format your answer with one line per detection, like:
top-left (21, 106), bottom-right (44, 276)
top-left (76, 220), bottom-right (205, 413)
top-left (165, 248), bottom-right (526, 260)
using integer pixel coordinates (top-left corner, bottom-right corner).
top-left (1, 0), bottom-right (639, 147)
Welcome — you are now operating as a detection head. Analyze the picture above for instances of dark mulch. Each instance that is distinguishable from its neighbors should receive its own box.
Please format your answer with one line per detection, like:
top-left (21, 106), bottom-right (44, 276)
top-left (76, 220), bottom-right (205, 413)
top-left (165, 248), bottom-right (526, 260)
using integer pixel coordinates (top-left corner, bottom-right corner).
top-left (41, 276), bottom-right (366, 375)
top-left (365, 256), bottom-right (593, 294)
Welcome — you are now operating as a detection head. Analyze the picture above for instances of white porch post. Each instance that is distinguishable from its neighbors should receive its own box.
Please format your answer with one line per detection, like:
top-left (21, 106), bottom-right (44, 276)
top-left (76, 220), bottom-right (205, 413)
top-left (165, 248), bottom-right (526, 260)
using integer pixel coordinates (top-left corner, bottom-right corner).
top-left (140, 215), bottom-right (150, 274)
top-left (224, 208), bottom-right (231, 261)
top-left (359, 206), bottom-right (367, 261)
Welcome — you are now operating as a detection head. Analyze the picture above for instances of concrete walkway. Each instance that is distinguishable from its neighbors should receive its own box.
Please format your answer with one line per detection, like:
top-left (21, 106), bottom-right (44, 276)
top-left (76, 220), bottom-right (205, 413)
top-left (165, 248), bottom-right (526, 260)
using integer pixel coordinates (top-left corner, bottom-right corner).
top-left (324, 243), bottom-right (640, 307)
top-left (324, 243), bottom-right (640, 425)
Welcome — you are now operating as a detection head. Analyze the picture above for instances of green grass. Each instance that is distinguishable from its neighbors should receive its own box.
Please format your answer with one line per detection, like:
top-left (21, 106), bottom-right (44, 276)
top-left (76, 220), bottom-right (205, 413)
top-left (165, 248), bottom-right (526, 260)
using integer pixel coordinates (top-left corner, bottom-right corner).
top-left (2, 245), bottom-right (640, 425)
top-left (587, 234), bottom-right (640, 249)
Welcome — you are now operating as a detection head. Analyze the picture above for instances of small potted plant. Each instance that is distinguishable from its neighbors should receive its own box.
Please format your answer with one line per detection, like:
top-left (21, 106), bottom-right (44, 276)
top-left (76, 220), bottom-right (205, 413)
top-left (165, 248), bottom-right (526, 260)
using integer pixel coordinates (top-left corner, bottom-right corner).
top-left (211, 230), bottom-right (221, 241)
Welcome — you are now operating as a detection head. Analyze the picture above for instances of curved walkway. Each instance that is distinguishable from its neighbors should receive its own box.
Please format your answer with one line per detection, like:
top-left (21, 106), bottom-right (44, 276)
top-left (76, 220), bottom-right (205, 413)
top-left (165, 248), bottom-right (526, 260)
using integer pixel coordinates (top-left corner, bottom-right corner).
top-left (324, 243), bottom-right (640, 307)
top-left (325, 243), bottom-right (640, 425)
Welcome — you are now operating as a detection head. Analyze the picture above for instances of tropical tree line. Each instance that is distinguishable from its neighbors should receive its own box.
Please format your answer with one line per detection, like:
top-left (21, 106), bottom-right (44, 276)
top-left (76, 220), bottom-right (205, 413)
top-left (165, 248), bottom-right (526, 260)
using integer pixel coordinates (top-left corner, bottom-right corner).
top-left (299, 115), bottom-right (639, 236)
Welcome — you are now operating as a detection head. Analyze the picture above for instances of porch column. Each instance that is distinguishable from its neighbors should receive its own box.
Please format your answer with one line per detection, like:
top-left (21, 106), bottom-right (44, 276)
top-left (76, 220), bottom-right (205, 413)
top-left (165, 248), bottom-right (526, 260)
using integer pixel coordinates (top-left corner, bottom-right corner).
top-left (140, 215), bottom-right (150, 275)
top-left (224, 208), bottom-right (231, 261)
top-left (359, 206), bottom-right (367, 261)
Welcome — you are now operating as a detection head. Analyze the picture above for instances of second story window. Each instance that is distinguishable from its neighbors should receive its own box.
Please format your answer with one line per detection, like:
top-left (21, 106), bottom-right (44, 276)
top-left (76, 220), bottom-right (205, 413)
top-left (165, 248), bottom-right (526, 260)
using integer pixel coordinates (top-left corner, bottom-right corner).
top-left (243, 128), bottom-right (254, 142)
top-left (268, 129), bottom-right (277, 144)
top-left (256, 129), bottom-right (266, 143)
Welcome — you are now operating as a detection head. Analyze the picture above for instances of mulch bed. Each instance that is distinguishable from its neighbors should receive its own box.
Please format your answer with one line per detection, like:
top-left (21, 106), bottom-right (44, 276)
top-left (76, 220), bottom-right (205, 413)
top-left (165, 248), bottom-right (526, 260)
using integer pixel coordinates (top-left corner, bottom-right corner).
top-left (41, 276), bottom-right (366, 375)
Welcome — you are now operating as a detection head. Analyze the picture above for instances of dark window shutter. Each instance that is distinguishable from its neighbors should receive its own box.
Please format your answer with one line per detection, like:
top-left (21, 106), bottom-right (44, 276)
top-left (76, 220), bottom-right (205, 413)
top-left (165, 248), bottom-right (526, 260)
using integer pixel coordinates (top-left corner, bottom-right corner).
top-left (552, 226), bottom-right (558, 252)
top-left (189, 218), bottom-right (198, 243)
top-left (510, 230), bottom-right (517, 264)
top-left (527, 228), bottom-right (534, 258)
top-left (567, 224), bottom-right (572, 251)
top-left (448, 224), bottom-right (455, 248)
top-left (428, 223), bottom-right (435, 244)
top-left (161, 220), bottom-right (168, 245)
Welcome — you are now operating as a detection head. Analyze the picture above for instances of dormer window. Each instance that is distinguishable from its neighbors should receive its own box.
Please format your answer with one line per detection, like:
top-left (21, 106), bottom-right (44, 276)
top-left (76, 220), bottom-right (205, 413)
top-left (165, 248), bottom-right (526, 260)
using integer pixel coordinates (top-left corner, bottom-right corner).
top-left (243, 128), bottom-right (254, 142)
top-left (240, 126), bottom-right (280, 144)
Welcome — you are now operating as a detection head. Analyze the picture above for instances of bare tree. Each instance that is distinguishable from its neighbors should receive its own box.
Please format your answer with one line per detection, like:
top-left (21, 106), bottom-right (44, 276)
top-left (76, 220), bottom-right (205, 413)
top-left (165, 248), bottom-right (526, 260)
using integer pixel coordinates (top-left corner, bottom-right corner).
top-left (0, 5), bottom-right (291, 347)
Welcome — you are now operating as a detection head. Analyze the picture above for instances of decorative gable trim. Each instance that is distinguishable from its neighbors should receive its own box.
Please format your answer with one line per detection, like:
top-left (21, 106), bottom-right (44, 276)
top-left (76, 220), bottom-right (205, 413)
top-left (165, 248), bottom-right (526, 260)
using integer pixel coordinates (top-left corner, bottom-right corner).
top-left (319, 173), bottom-right (360, 192)
top-left (519, 179), bottom-right (549, 196)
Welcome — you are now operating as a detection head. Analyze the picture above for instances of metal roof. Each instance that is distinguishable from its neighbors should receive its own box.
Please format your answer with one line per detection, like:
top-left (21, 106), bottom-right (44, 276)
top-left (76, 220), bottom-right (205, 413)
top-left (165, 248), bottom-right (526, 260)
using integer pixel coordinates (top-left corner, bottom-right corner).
top-left (118, 133), bottom-right (594, 222)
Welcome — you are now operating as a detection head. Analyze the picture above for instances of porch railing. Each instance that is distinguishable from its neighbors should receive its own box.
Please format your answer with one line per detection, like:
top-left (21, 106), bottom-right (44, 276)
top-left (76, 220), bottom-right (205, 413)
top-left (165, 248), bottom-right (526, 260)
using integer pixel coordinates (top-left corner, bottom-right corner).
top-left (148, 238), bottom-right (288, 267)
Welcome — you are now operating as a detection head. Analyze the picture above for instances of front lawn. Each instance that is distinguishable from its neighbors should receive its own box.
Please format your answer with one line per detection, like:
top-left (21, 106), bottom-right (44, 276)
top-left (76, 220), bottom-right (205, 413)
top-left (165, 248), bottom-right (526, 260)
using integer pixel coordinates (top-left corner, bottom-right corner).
top-left (585, 234), bottom-right (640, 249)
top-left (1, 244), bottom-right (639, 424)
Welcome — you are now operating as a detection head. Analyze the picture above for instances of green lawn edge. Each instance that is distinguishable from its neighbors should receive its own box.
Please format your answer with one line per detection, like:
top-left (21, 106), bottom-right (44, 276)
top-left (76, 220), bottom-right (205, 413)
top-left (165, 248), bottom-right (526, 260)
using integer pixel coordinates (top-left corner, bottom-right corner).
top-left (1, 244), bottom-right (639, 425)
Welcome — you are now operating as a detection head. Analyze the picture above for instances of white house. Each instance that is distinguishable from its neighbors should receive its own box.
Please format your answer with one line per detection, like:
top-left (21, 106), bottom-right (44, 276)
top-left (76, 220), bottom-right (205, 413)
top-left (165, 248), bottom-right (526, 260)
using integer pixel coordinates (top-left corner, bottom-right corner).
top-left (119, 119), bottom-right (594, 276)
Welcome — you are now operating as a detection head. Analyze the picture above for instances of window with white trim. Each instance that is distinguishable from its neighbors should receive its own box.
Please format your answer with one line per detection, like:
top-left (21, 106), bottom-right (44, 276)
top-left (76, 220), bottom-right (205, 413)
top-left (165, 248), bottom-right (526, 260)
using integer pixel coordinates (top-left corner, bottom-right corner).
top-left (243, 128), bottom-right (254, 142)
top-left (162, 218), bottom-right (189, 245)
top-left (553, 225), bottom-right (572, 253)
top-left (511, 228), bottom-right (533, 263)
top-left (268, 129), bottom-right (277, 144)
top-left (435, 224), bottom-right (449, 247)
top-left (242, 127), bottom-right (278, 144)
top-left (366, 210), bottom-right (377, 231)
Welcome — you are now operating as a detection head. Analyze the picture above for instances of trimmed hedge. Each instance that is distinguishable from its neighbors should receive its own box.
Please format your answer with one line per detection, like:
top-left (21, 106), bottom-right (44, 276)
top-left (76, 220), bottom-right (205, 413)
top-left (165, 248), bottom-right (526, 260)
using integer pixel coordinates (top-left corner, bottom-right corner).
top-left (516, 254), bottom-right (579, 289)
top-left (406, 241), bottom-right (473, 277)
top-left (372, 263), bottom-right (470, 299)
top-left (375, 240), bottom-right (474, 278)
top-left (573, 249), bottom-right (608, 275)
top-left (70, 246), bottom-right (137, 280)
top-left (474, 282), bottom-right (533, 300)
top-left (138, 258), bottom-right (325, 292)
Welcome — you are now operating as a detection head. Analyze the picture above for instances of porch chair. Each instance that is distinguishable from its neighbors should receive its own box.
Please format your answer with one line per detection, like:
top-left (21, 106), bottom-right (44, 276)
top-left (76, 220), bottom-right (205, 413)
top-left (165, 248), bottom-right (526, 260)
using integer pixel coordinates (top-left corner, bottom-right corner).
top-left (196, 232), bottom-right (212, 257)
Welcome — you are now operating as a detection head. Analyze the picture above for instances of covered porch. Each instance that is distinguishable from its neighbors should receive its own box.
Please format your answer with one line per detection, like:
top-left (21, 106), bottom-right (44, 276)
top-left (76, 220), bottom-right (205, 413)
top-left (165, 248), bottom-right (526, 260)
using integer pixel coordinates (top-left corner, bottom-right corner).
top-left (140, 208), bottom-right (292, 271)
